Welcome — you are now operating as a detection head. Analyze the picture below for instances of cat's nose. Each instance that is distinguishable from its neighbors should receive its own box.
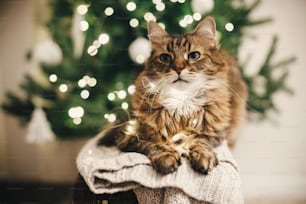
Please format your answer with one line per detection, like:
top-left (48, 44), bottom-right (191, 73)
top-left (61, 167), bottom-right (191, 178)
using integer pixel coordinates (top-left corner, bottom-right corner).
top-left (174, 64), bottom-right (185, 74)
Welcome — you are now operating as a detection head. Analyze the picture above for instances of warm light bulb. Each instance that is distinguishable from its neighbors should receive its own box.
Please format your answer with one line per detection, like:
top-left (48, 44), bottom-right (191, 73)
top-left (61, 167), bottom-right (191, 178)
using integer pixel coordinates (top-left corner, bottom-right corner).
top-left (104, 7), bottom-right (114, 16)
top-left (80, 90), bottom-right (90, 99)
top-left (125, 120), bottom-right (137, 135)
top-left (144, 12), bottom-right (156, 22)
top-left (184, 15), bottom-right (193, 24)
top-left (155, 3), bottom-right (165, 11)
top-left (121, 102), bottom-right (129, 110)
top-left (88, 77), bottom-right (97, 87)
top-left (152, 0), bottom-right (162, 4)
top-left (98, 33), bottom-right (110, 45)
top-left (179, 19), bottom-right (187, 28)
top-left (193, 13), bottom-right (202, 21)
top-left (108, 113), bottom-right (117, 123)
top-left (73, 117), bottom-right (82, 125)
top-left (68, 106), bottom-right (84, 118)
top-left (128, 85), bottom-right (136, 95)
top-left (87, 45), bottom-right (98, 56)
top-left (49, 74), bottom-right (57, 83)
top-left (117, 90), bottom-right (127, 99)
top-left (107, 93), bottom-right (116, 101)
top-left (225, 23), bottom-right (234, 32)
top-left (93, 40), bottom-right (101, 48)
top-left (126, 2), bottom-right (137, 11)
top-left (75, 106), bottom-right (85, 118)
top-left (78, 79), bottom-right (86, 88)
top-left (80, 20), bottom-right (89, 31)
top-left (59, 84), bottom-right (68, 93)
top-left (129, 18), bottom-right (139, 28)
top-left (77, 4), bottom-right (88, 15)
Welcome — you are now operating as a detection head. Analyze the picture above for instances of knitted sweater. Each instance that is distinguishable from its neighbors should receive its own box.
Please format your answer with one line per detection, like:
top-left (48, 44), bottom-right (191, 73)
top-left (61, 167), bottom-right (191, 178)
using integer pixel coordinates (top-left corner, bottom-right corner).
top-left (76, 130), bottom-right (244, 204)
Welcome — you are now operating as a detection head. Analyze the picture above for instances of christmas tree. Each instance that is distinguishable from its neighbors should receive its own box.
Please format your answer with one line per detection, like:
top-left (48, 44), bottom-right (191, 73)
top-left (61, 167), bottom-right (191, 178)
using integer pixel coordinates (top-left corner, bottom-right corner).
top-left (2, 0), bottom-right (295, 140)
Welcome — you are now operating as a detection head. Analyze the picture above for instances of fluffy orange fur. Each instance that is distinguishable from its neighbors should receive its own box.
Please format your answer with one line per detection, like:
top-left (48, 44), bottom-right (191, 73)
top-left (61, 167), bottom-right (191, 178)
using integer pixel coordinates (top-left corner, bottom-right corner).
top-left (101, 16), bottom-right (247, 174)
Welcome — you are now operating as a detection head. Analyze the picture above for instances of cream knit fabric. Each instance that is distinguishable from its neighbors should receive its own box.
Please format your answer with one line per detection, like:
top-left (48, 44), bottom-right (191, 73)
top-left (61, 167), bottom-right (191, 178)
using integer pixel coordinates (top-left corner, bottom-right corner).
top-left (76, 130), bottom-right (244, 204)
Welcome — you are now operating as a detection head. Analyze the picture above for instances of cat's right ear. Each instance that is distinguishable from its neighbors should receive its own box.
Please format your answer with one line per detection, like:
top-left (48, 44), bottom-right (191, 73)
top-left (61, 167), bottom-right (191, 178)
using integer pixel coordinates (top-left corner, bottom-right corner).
top-left (147, 21), bottom-right (168, 41)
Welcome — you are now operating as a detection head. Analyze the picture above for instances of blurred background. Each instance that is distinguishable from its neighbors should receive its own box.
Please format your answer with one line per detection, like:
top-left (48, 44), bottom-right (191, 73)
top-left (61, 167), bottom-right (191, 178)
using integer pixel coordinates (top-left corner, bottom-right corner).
top-left (0, 0), bottom-right (305, 203)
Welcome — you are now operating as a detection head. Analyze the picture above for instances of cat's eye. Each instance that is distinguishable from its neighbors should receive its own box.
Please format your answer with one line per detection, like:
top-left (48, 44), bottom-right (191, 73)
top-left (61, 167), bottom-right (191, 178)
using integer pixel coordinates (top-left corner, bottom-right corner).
top-left (188, 51), bottom-right (201, 61)
top-left (159, 54), bottom-right (172, 63)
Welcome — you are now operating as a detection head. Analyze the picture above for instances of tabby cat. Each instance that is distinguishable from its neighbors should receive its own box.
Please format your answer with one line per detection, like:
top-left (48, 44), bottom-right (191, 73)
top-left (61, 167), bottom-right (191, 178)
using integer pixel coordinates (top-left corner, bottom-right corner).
top-left (100, 16), bottom-right (247, 175)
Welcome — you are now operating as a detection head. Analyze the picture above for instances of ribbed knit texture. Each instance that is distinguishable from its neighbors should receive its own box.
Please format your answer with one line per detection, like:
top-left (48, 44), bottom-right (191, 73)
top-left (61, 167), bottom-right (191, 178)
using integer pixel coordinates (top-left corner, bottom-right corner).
top-left (76, 130), bottom-right (244, 204)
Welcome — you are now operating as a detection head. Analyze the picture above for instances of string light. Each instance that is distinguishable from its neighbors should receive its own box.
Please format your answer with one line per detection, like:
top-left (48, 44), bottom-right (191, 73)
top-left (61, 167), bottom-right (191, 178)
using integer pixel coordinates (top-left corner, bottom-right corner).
top-left (129, 18), bottom-right (139, 28)
top-left (144, 12), bottom-right (156, 22)
top-left (107, 93), bottom-right (116, 101)
top-left (107, 113), bottom-right (117, 123)
top-left (78, 79), bottom-right (86, 88)
top-left (155, 2), bottom-right (165, 11)
top-left (93, 40), bottom-right (101, 48)
top-left (193, 13), bottom-right (202, 21)
top-left (83, 75), bottom-right (90, 83)
top-left (49, 74), bottom-right (57, 83)
top-left (178, 0), bottom-right (185, 3)
top-left (68, 106), bottom-right (85, 118)
top-left (121, 102), bottom-right (129, 110)
top-left (152, 0), bottom-right (162, 4)
top-left (88, 77), bottom-right (97, 87)
top-left (170, 0), bottom-right (178, 2)
top-left (87, 45), bottom-right (98, 56)
top-left (77, 4), bottom-right (88, 15)
top-left (98, 33), bottom-right (110, 45)
top-left (117, 90), bottom-right (127, 99)
top-left (225, 22), bottom-right (234, 32)
top-left (128, 85), bottom-right (136, 95)
top-left (73, 118), bottom-right (82, 125)
top-left (179, 19), bottom-right (187, 28)
top-left (80, 90), bottom-right (90, 99)
top-left (126, 2), bottom-right (137, 11)
top-left (184, 15), bottom-right (193, 24)
top-left (80, 20), bottom-right (89, 31)
top-left (78, 76), bottom-right (97, 88)
top-left (125, 120), bottom-right (137, 135)
top-left (59, 84), bottom-right (68, 93)
top-left (104, 114), bottom-right (109, 119)
top-left (69, 106), bottom-right (84, 125)
top-left (104, 7), bottom-right (114, 16)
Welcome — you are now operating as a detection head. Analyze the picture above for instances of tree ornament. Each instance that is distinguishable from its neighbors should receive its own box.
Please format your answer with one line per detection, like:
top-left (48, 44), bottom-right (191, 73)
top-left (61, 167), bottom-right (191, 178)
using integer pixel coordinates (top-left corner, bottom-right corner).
top-left (191, 0), bottom-right (215, 14)
top-left (33, 39), bottom-right (63, 65)
top-left (26, 107), bottom-right (55, 144)
top-left (128, 37), bottom-right (151, 64)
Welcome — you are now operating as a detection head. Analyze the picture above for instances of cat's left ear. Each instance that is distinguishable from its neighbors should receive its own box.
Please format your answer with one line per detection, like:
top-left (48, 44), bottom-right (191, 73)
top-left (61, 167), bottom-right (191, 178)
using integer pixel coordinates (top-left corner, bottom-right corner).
top-left (193, 16), bottom-right (216, 38)
top-left (147, 21), bottom-right (169, 41)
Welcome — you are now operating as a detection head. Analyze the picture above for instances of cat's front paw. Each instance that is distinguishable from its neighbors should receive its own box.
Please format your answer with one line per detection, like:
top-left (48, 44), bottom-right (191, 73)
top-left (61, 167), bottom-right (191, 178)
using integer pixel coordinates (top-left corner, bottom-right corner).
top-left (189, 147), bottom-right (218, 174)
top-left (150, 149), bottom-right (181, 174)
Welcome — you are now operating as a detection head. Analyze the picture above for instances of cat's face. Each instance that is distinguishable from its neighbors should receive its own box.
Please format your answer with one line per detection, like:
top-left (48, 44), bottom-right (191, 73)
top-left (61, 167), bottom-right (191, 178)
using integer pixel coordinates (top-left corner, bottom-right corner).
top-left (140, 17), bottom-right (227, 115)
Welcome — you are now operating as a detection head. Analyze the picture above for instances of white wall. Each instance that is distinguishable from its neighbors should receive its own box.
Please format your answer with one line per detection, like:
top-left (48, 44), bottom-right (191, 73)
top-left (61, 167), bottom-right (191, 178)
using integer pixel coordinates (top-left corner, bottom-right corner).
top-left (234, 0), bottom-right (306, 203)
top-left (0, 0), bottom-right (305, 202)
top-left (0, 0), bottom-right (34, 181)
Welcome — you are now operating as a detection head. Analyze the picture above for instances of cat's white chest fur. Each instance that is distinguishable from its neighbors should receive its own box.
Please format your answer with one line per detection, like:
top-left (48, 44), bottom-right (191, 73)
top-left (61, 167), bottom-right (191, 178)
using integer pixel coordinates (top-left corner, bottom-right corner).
top-left (160, 81), bottom-right (207, 116)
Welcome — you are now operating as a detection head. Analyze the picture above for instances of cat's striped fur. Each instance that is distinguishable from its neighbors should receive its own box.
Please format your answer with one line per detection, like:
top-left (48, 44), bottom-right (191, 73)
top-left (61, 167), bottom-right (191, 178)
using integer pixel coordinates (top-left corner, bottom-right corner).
top-left (100, 17), bottom-right (247, 174)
